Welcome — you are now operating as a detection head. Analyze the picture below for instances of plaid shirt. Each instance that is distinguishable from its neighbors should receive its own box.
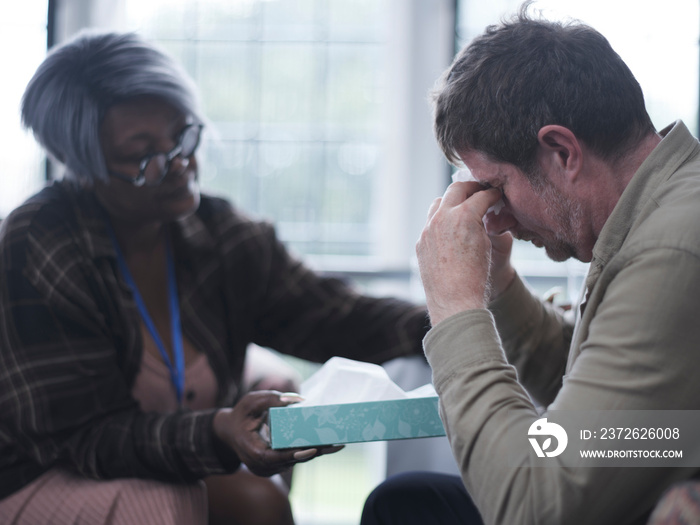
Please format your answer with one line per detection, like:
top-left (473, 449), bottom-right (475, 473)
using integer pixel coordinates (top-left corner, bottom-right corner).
top-left (0, 180), bottom-right (428, 499)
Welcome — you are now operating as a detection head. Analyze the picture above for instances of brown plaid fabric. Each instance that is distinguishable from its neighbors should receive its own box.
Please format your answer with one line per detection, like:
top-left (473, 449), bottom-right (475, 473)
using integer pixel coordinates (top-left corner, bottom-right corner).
top-left (0, 180), bottom-right (428, 500)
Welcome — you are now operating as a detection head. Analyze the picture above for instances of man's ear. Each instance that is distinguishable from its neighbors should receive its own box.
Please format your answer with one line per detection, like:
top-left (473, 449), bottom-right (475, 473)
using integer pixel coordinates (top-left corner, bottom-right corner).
top-left (537, 125), bottom-right (583, 181)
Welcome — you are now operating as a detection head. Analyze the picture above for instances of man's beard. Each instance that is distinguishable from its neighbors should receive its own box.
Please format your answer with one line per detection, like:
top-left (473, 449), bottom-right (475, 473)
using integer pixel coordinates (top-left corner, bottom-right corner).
top-left (514, 179), bottom-right (584, 262)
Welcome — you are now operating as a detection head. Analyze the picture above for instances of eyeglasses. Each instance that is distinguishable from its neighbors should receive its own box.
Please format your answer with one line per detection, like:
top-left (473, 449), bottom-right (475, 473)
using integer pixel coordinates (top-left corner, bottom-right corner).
top-left (107, 123), bottom-right (203, 187)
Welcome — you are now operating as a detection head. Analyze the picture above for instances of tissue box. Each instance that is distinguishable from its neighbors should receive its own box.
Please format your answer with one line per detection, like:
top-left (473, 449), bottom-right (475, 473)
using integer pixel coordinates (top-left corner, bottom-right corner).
top-left (269, 396), bottom-right (445, 449)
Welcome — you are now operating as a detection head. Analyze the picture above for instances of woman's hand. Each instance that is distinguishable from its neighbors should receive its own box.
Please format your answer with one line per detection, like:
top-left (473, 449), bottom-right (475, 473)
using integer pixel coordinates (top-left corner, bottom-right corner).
top-left (213, 391), bottom-right (343, 477)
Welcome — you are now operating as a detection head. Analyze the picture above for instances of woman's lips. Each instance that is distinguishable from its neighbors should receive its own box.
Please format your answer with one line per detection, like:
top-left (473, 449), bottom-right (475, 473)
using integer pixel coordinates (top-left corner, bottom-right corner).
top-left (159, 171), bottom-right (197, 197)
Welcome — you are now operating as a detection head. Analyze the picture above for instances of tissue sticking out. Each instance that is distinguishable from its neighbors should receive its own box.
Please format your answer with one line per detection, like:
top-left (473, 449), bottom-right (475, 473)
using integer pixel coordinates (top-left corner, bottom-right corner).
top-left (452, 168), bottom-right (505, 215)
top-left (296, 356), bottom-right (436, 407)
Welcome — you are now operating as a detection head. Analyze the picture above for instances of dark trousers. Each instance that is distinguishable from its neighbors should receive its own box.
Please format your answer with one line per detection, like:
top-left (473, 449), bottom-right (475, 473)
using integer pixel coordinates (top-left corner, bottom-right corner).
top-left (360, 472), bottom-right (484, 525)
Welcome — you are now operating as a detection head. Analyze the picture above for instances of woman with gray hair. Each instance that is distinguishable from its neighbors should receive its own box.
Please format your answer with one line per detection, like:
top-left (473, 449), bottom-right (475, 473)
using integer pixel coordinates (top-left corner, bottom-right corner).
top-left (0, 31), bottom-right (428, 524)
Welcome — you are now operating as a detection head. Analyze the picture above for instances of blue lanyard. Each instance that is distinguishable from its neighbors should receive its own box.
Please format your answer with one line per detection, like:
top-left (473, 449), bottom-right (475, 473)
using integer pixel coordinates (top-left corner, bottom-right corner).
top-left (110, 230), bottom-right (185, 407)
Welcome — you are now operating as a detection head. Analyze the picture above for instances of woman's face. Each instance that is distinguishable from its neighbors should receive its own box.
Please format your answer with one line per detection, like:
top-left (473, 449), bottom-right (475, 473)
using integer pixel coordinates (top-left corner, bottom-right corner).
top-left (96, 96), bottom-right (201, 226)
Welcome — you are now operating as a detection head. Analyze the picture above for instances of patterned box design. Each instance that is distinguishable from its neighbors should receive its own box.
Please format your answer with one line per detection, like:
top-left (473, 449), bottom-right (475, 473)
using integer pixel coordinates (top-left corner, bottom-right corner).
top-left (269, 396), bottom-right (445, 449)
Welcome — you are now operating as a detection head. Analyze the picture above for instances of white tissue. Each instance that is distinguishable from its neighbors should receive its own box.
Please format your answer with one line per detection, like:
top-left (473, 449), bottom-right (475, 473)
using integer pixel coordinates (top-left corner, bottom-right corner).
top-left (452, 168), bottom-right (505, 215)
top-left (296, 357), bottom-right (437, 407)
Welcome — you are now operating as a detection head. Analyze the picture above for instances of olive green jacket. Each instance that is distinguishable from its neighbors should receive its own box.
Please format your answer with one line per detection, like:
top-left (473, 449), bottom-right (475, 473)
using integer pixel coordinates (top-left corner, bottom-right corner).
top-left (425, 121), bottom-right (700, 525)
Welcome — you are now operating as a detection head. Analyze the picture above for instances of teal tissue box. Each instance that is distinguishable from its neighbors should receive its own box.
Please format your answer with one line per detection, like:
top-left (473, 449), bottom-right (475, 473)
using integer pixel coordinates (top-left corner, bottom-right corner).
top-left (269, 396), bottom-right (445, 449)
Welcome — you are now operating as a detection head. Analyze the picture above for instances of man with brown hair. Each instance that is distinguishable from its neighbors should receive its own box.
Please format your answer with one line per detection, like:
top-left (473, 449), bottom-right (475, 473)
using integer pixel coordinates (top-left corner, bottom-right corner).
top-left (362, 5), bottom-right (700, 525)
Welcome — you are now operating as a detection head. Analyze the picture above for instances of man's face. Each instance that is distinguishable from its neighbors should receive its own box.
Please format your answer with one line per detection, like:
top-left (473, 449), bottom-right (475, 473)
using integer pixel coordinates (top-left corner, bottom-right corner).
top-left (459, 151), bottom-right (588, 263)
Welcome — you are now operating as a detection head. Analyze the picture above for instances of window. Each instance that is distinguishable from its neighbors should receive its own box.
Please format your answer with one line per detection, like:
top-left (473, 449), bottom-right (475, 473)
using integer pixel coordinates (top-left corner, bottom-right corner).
top-left (0, 1), bottom-right (48, 218)
top-left (456, 0), bottom-right (700, 303)
top-left (118, 0), bottom-right (454, 304)
top-left (123, 0), bottom-right (395, 260)
top-left (457, 0), bottom-right (699, 132)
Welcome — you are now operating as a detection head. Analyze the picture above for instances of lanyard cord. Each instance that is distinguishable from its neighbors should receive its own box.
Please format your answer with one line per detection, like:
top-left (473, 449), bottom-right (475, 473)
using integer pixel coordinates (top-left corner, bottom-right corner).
top-left (109, 229), bottom-right (185, 408)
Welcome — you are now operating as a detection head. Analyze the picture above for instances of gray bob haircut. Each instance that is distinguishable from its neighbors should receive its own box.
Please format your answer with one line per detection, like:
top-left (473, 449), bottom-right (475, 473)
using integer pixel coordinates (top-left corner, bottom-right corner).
top-left (21, 30), bottom-right (203, 184)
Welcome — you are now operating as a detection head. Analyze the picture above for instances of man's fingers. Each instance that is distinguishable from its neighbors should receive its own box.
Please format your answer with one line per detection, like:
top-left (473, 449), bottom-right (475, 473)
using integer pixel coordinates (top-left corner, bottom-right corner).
top-left (440, 180), bottom-right (485, 207)
top-left (465, 187), bottom-right (502, 219)
top-left (437, 182), bottom-right (502, 221)
top-left (427, 197), bottom-right (441, 220)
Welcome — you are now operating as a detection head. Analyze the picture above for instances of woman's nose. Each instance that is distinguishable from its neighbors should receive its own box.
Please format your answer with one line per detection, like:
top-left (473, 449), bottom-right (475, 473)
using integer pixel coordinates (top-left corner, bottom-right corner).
top-left (483, 207), bottom-right (518, 235)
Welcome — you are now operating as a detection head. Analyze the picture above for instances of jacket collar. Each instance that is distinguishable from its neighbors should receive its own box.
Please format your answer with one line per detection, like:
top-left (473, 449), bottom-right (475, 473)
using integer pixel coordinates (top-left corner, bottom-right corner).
top-left (586, 120), bottom-right (700, 290)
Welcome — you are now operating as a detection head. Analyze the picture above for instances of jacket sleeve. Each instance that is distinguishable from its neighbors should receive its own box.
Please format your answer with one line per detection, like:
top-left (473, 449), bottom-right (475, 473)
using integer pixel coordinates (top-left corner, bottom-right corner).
top-left (215, 209), bottom-right (429, 365)
top-left (425, 247), bottom-right (700, 525)
top-left (488, 274), bottom-right (574, 405)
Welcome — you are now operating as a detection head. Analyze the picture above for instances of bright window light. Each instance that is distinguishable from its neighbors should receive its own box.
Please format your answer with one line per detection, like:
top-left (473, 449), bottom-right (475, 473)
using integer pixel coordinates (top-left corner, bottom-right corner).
top-left (0, 1), bottom-right (48, 218)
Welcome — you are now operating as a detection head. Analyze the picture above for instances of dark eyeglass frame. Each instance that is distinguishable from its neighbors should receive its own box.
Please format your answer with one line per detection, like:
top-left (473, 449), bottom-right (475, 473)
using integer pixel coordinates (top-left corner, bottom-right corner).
top-left (107, 123), bottom-right (204, 187)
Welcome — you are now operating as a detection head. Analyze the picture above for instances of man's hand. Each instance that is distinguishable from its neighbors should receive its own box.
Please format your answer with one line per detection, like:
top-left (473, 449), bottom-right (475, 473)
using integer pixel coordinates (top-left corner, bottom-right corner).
top-left (416, 181), bottom-right (504, 326)
top-left (486, 230), bottom-right (516, 299)
top-left (213, 391), bottom-right (343, 477)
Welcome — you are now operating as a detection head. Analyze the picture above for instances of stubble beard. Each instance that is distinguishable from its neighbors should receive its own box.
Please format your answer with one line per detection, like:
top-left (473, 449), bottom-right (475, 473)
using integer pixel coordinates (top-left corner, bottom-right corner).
top-left (516, 179), bottom-right (584, 262)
